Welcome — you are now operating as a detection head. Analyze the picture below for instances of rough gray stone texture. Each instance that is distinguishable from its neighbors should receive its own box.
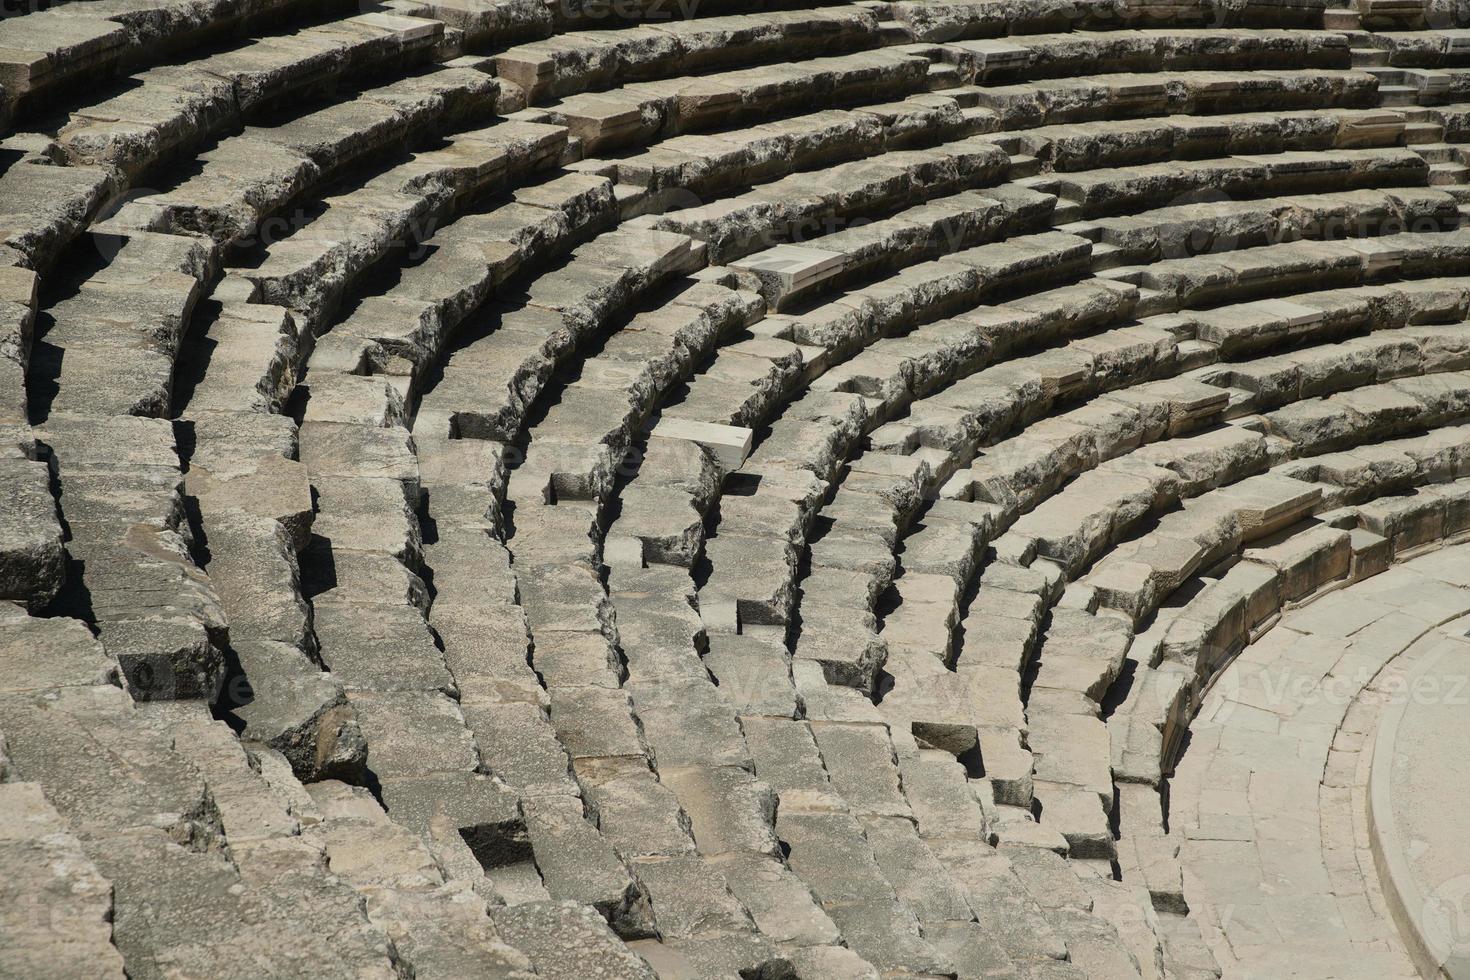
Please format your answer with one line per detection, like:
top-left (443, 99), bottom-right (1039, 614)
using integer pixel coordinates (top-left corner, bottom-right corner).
top-left (11, 1), bottom-right (1470, 975)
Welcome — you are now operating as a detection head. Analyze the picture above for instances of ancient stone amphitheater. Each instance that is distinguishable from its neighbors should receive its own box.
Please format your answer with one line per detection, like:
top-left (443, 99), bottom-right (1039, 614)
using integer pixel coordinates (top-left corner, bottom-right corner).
top-left (13, 0), bottom-right (1470, 975)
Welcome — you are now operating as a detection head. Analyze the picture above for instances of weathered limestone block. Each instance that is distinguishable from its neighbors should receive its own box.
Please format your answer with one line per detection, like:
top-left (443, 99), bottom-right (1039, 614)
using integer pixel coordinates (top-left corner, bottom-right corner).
top-left (203, 512), bottom-right (310, 651)
top-left (0, 781), bottom-right (126, 979)
top-left (493, 900), bottom-right (656, 979)
top-left (0, 611), bottom-right (116, 695)
top-left (349, 691), bottom-right (479, 780)
top-left (795, 602), bottom-right (888, 692)
top-left (0, 458), bottom-right (64, 611)
top-left (230, 639), bottom-right (366, 783)
top-left (523, 796), bottom-right (655, 938)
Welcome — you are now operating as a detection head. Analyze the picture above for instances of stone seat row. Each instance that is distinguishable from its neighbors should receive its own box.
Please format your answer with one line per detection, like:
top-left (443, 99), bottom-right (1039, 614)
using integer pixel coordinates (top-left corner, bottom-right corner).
top-left (51, 10), bottom-right (453, 181)
top-left (998, 105), bottom-right (1412, 173)
top-left (0, 59), bottom-right (497, 288)
top-left (875, 407), bottom-right (1470, 870)
top-left (925, 27), bottom-right (1351, 83)
top-left (815, 326), bottom-right (1466, 704)
top-left (507, 280), bottom-right (764, 506)
top-left (858, 277), bottom-right (1470, 654)
top-left (0, 160), bottom-right (118, 274)
top-left (730, 186), bottom-right (1046, 312)
top-left (414, 222), bottom-right (702, 446)
top-left (537, 47), bottom-right (932, 151)
top-left (490, 4), bottom-right (883, 102)
top-left (174, 143), bottom-right (570, 426)
top-left (79, 68), bottom-right (1074, 440)
top-left (1007, 369), bottom-right (1470, 611)
top-left (294, 164), bottom-right (603, 412)
top-left (599, 100), bottom-right (1417, 224)
top-left (0, 0), bottom-right (330, 126)
top-left (605, 227), bottom-right (1470, 690)
top-left (729, 178), bottom-right (1423, 391)
top-left (593, 90), bottom-right (990, 208)
top-left (1044, 145), bottom-right (1427, 218)
top-left (941, 283), bottom-right (1470, 521)
top-left (1091, 439), bottom-right (1470, 812)
top-left (1019, 464), bottom-right (1470, 884)
top-left (114, 67), bottom-right (533, 249)
top-left (657, 142), bottom-right (1423, 274)
top-left (614, 232), bottom-right (1417, 652)
top-left (234, 119), bottom-right (577, 341)
top-left (28, 227), bottom-right (217, 443)
top-left (729, 269), bottom-right (1470, 700)
top-left (732, 179), bottom-right (1444, 325)
top-left (1108, 500), bottom-right (1470, 937)
top-left (1358, 28), bottom-right (1470, 67)
top-left (1001, 407), bottom-right (1470, 697)
top-left (1074, 186), bottom-right (1457, 269)
top-left (421, 188), bottom-right (1049, 512)
top-left (964, 67), bottom-right (1377, 130)
top-left (585, 154), bottom-right (1446, 570)
top-left (888, 0), bottom-right (1335, 42)
top-left (0, 57), bottom-right (1407, 290)
top-left (888, 273), bottom-right (1470, 476)
top-left (649, 239), bottom-right (1113, 673)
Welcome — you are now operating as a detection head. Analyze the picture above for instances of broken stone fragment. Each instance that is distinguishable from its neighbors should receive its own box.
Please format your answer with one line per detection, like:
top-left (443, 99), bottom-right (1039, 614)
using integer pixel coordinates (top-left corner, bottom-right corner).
top-left (230, 639), bottom-right (367, 783)
top-left (105, 615), bottom-right (225, 703)
top-left (187, 453), bottom-right (315, 552)
top-left (0, 457), bottom-right (65, 611)
top-left (379, 771), bottom-right (529, 872)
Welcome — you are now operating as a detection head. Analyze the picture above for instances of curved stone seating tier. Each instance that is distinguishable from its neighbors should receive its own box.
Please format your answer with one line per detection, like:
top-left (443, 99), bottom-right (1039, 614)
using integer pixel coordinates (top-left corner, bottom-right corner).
top-left (14, 0), bottom-right (1470, 974)
top-left (667, 240), bottom-right (1470, 660)
top-left (537, 48), bottom-right (934, 152)
top-left (884, 458), bottom-right (1470, 974)
top-left (669, 247), bottom-right (1470, 969)
top-left (50, 12), bottom-right (453, 180)
top-left (811, 332), bottom-right (1470, 707)
top-left (898, 385), bottom-right (1470, 727)
top-left (590, 211), bottom-right (1464, 696)
top-left (924, 28), bottom-right (1353, 82)
top-left (889, 0), bottom-right (1339, 41)
top-left (0, 0), bottom-right (347, 126)
top-left (994, 448), bottom-right (1470, 863)
top-left (490, 5), bottom-right (885, 103)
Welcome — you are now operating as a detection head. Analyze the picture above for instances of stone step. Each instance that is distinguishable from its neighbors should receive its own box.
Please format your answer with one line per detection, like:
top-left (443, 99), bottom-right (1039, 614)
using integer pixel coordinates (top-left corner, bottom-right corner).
top-left (1351, 46), bottom-right (1389, 67)
top-left (1403, 119), bottom-right (1446, 143)
top-left (1379, 83), bottom-right (1420, 105)
top-left (1430, 160), bottom-right (1470, 183)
